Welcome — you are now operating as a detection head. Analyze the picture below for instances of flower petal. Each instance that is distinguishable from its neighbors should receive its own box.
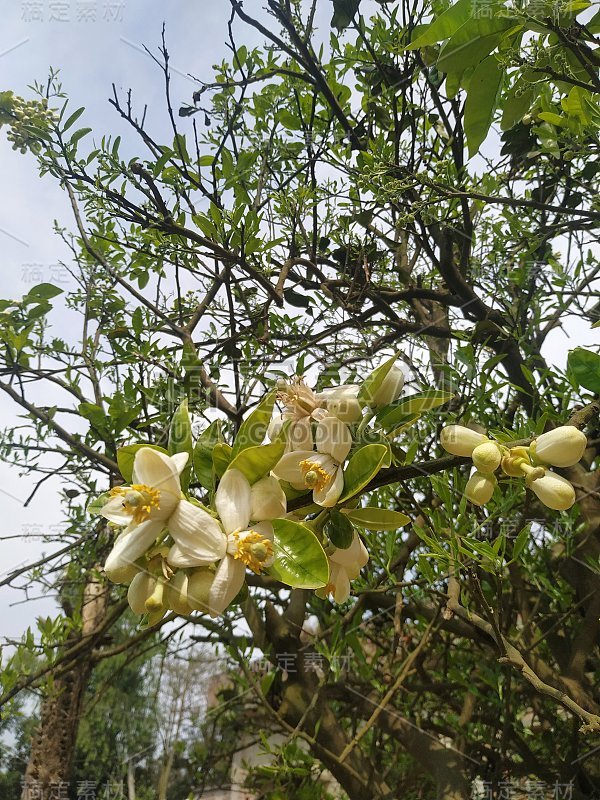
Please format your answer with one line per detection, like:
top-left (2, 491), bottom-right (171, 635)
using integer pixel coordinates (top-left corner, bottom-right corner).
top-left (316, 416), bottom-right (352, 463)
top-left (208, 555), bottom-right (246, 616)
top-left (104, 519), bottom-right (164, 582)
top-left (171, 452), bottom-right (190, 475)
top-left (167, 499), bottom-right (226, 563)
top-left (132, 448), bottom-right (181, 498)
top-left (272, 450), bottom-right (314, 487)
top-left (330, 563), bottom-right (351, 603)
top-left (215, 469), bottom-right (252, 534)
top-left (250, 476), bottom-right (287, 521)
top-left (290, 417), bottom-right (314, 451)
top-left (100, 494), bottom-right (134, 525)
top-left (313, 464), bottom-right (344, 508)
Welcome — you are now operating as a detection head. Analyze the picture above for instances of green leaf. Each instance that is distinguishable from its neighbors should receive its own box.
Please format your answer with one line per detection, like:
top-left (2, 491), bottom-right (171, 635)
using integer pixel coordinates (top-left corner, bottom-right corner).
top-left (358, 353), bottom-right (398, 406)
top-left (325, 509), bottom-right (355, 549)
top-left (193, 421), bottom-right (223, 491)
top-left (231, 390), bottom-right (276, 457)
top-left (407, 0), bottom-right (474, 49)
top-left (168, 399), bottom-right (193, 491)
top-left (511, 523), bottom-right (531, 562)
top-left (62, 106), bottom-right (85, 131)
top-left (568, 347), bottom-right (600, 394)
top-left (501, 80), bottom-right (535, 131)
top-left (70, 127), bottom-right (92, 146)
top-left (24, 283), bottom-right (63, 302)
top-left (331, 0), bottom-right (361, 30)
top-left (342, 507), bottom-right (410, 530)
top-left (212, 442), bottom-right (233, 478)
top-left (268, 519), bottom-right (329, 589)
top-left (87, 491), bottom-right (111, 516)
top-left (465, 55), bottom-right (504, 157)
top-left (339, 444), bottom-right (388, 503)
top-left (377, 390), bottom-right (454, 428)
top-left (117, 443), bottom-right (170, 484)
top-left (227, 441), bottom-right (285, 484)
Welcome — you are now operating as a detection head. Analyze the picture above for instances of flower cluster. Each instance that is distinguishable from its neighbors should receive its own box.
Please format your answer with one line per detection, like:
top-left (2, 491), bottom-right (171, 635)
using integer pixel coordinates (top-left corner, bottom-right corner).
top-left (0, 92), bottom-right (57, 155)
top-left (97, 358), bottom-right (408, 623)
top-left (441, 424), bottom-right (587, 510)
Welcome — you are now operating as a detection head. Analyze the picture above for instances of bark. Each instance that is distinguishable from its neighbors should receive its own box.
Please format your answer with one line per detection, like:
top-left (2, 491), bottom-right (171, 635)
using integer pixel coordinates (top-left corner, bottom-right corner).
top-left (21, 572), bottom-right (109, 798)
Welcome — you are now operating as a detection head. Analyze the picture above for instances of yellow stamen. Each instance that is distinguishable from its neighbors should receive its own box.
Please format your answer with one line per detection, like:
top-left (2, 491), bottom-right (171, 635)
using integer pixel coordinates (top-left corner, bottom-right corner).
top-left (232, 531), bottom-right (274, 574)
top-left (110, 484), bottom-right (160, 524)
top-left (299, 459), bottom-right (331, 493)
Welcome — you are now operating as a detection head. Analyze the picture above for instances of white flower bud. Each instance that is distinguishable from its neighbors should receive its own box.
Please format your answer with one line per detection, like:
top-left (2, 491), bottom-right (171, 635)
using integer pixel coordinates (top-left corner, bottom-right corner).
top-left (317, 385), bottom-right (363, 423)
top-left (250, 475), bottom-right (287, 521)
top-left (186, 568), bottom-right (214, 612)
top-left (465, 471), bottom-right (496, 506)
top-left (441, 425), bottom-right (489, 457)
top-left (531, 426), bottom-right (587, 468)
top-left (127, 572), bottom-right (157, 615)
top-left (471, 441), bottom-right (502, 474)
top-left (165, 571), bottom-right (191, 615)
top-left (368, 365), bottom-right (405, 407)
top-left (528, 470), bottom-right (576, 511)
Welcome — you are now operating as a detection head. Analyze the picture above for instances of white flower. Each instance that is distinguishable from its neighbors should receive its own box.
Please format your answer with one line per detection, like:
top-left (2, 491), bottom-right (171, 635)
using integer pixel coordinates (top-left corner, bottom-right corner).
top-left (367, 364), bottom-right (405, 407)
top-left (528, 470), bottom-right (576, 510)
top-left (465, 471), bottom-right (497, 506)
top-left (316, 384), bottom-right (363, 423)
top-left (440, 425), bottom-right (489, 457)
top-left (273, 416), bottom-right (352, 507)
top-left (101, 448), bottom-right (225, 583)
top-left (318, 533), bottom-right (369, 603)
top-left (270, 377), bottom-right (328, 451)
top-left (168, 469), bottom-right (284, 617)
top-left (531, 426), bottom-right (587, 468)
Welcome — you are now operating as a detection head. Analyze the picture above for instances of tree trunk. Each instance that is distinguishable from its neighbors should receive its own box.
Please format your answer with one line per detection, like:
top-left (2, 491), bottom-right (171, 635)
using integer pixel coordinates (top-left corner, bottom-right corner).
top-left (21, 572), bottom-right (109, 799)
top-left (157, 750), bottom-right (175, 800)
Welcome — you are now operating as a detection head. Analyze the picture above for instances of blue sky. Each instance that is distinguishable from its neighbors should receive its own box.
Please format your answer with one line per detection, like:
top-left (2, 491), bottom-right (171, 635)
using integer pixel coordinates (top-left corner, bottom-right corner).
top-left (0, 0), bottom-right (269, 642)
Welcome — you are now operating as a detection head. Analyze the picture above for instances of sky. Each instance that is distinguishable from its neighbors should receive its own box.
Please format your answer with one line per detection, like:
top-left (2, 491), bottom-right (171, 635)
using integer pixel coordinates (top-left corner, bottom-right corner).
top-left (0, 0), bottom-right (599, 650)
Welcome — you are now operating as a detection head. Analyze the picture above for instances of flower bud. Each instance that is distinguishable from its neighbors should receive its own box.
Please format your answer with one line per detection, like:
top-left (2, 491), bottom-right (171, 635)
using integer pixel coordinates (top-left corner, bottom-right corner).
top-left (531, 426), bottom-right (587, 468)
top-left (465, 471), bottom-right (496, 506)
top-left (127, 572), bottom-right (156, 615)
top-left (472, 441), bottom-right (502, 474)
top-left (528, 470), bottom-right (576, 511)
top-left (368, 365), bottom-right (405, 407)
top-left (250, 475), bottom-right (287, 521)
top-left (318, 385), bottom-right (363, 423)
top-left (440, 425), bottom-right (488, 457)
top-left (186, 568), bottom-right (214, 612)
top-left (165, 571), bottom-right (191, 615)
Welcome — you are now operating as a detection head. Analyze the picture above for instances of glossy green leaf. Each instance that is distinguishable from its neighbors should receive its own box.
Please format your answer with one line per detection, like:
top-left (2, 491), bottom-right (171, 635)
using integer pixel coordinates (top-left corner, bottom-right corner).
top-left (339, 444), bottom-right (388, 503)
top-left (568, 347), bottom-right (600, 394)
top-left (231, 390), bottom-right (276, 457)
top-left (193, 420), bottom-right (223, 491)
top-left (342, 507), bottom-right (410, 530)
top-left (212, 442), bottom-right (233, 478)
top-left (377, 390), bottom-right (454, 428)
top-left (465, 55), bottom-right (504, 157)
top-left (331, 0), bottom-right (361, 30)
top-left (407, 0), bottom-right (474, 49)
top-left (268, 519), bottom-right (329, 589)
top-left (358, 353), bottom-right (398, 406)
top-left (227, 440), bottom-right (285, 484)
top-left (325, 509), bottom-right (355, 549)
